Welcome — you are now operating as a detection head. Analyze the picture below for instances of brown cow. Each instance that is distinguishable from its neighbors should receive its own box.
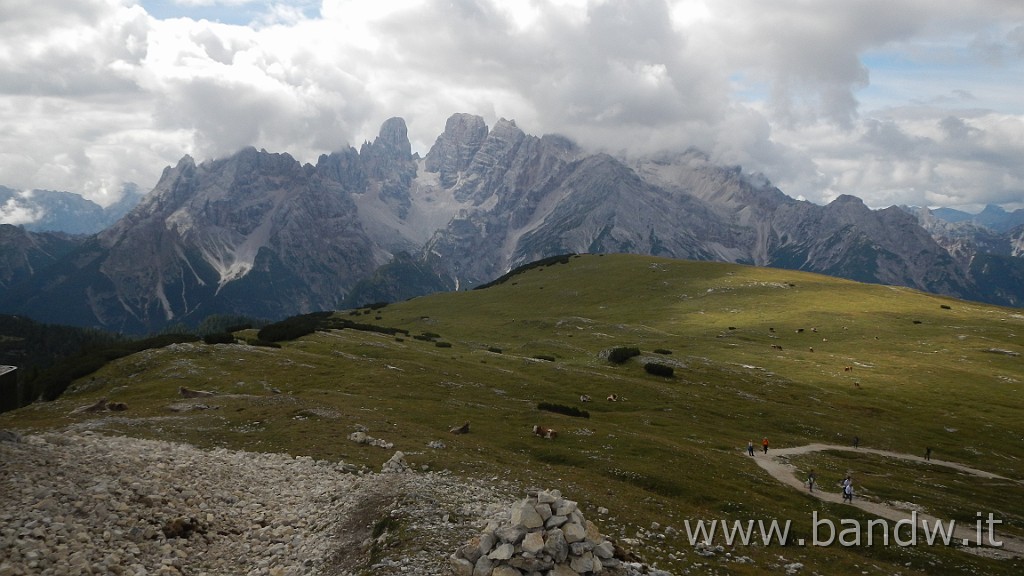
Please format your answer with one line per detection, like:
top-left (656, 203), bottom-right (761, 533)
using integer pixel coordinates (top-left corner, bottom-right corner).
top-left (533, 425), bottom-right (558, 439)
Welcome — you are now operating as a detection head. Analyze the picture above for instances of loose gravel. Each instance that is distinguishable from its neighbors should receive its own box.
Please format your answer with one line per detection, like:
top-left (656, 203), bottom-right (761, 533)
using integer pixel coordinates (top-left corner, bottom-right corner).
top-left (0, 431), bottom-right (515, 576)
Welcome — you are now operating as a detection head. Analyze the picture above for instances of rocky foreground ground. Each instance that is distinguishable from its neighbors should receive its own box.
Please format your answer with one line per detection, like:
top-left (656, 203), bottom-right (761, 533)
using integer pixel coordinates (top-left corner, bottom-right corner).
top-left (0, 431), bottom-right (670, 576)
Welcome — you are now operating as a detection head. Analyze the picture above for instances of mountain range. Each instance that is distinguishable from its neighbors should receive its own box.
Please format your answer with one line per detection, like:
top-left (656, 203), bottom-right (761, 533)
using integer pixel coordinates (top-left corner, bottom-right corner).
top-left (1, 113), bottom-right (1021, 334)
top-left (0, 184), bottom-right (144, 235)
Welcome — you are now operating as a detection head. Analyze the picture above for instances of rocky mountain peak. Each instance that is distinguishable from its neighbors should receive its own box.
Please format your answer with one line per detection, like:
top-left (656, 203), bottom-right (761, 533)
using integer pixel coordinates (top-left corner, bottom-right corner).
top-left (424, 113), bottom-right (489, 188)
top-left (358, 118), bottom-right (417, 216)
top-left (376, 117), bottom-right (413, 157)
top-left (359, 118), bottom-right (414, 178)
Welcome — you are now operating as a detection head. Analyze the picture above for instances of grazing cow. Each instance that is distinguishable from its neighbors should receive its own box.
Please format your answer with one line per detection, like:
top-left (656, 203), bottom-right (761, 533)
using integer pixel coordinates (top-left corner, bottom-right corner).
top-left (579, 394), bottom-right (592, 403)
top-left (107, 402), bottom-right (128, 411)
top-left (449, 421), bottom-right (470, 434)
top-left (771, 344), bottom-right (783, 350)
top-left (844, 366), bottom-right (853, 372)
top-left (796, 328), bottom-right (804, 333)
top-left (853, 381), bottom-right (861, 388)
top-left (179, 386), bottom-right (215, 398)
top-left (808, 347), bottom-right (814, 352)
top-left (607, 394), bottom-right (619, 402)
top-left (533, 425), bottom-right (558, 439)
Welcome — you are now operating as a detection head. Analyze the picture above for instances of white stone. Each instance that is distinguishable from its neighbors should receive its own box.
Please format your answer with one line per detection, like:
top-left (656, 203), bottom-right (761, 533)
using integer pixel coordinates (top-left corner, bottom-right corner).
top-left (510, 499), bottom-right (544, 529)
top-left (521, 531), bottom-right (545, 555)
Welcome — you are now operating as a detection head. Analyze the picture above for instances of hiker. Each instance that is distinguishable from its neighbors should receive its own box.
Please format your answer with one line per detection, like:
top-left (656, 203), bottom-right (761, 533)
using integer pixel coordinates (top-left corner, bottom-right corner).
top-left (853, 435), bottom-right (859, 448)
top-left (762, 437), bottom-right (769, 454)
top-left (842, 482), bottom-right (853, 503)
top-left (807, 470), bottom-right (816, 492)
top-left (925, 447), bottom-right (932, 461)
top-left (747, 440), bottom-right (755, 456)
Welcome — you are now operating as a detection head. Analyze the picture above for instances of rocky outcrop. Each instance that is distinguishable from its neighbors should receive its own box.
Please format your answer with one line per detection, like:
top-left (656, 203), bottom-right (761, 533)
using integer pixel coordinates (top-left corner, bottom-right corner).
top-left (451, 489), bottom-right (670, 576)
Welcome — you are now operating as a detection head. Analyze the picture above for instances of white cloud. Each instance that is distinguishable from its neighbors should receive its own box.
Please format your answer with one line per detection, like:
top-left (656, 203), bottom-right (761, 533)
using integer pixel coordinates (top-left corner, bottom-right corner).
top-left (0, 191), bottom-right (45, 225)
top-left (0, 0), bottom-right (1021, 213)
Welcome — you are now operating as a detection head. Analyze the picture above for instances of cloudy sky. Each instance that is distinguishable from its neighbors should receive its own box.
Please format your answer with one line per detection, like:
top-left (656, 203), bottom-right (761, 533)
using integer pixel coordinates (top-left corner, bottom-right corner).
top-left (1, 0), bottom-right (1022, 214)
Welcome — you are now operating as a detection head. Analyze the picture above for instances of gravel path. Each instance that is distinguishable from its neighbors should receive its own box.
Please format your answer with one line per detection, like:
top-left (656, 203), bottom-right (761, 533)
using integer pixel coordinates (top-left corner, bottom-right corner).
top-left (0, 430), bottom-right (516, 576)
top-left (749, 443), bottom-right (1024, 558)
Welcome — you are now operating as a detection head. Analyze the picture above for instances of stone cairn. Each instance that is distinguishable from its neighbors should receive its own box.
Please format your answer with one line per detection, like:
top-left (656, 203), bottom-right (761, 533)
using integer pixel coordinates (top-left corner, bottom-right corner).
top-left (450, 488), bottom-right (625, 576)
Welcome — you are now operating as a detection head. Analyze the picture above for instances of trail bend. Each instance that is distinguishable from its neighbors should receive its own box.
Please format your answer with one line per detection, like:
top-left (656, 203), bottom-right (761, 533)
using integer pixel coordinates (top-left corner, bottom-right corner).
top-left (750, 443), bottom-right (1024, 558)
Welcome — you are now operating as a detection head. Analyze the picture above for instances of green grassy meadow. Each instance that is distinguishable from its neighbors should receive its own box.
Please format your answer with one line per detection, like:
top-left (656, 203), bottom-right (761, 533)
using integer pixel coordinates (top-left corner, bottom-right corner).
top-left (3, 254), bottom-right (1022, 575)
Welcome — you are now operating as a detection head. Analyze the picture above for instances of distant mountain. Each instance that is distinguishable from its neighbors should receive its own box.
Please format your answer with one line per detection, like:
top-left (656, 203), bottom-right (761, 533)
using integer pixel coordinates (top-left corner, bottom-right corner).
top-left (902, 205), bottom-right (1024, 306)
top-left (0, 225), bottom-right (83, 291)
top-left (0, 114), bottom-right (1017, 333)
top-left (929, 204), bottom-right (1024, 233)
top-left (0, 184), bottom-right (144, 234)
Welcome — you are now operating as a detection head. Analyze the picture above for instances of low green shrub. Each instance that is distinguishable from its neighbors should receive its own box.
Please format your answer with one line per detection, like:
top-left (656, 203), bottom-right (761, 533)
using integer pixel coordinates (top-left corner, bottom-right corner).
top-left (257, 311), bottom-right (332, 342)
top-left (202, 332), bottom-right (236, 345)
top-left (644, 362), bottom-right (675, 378)
top-left (538, 402), bottom-right (590, 418)
top-left (608, 346), bottom-right (641, 364)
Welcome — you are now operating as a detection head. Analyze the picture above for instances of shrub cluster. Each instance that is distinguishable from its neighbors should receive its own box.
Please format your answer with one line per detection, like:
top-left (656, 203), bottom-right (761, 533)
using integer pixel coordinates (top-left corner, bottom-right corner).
top-left (607, 346), bottom-right (641, 364)
top-left (257, 312), bottom-right (411, 343)
top-left (644, 362), bottom-right (675, 378)
top-left (257, 311), bottom-right (333, 342)
top-left (202, 332), bottom-right (236, 345)
top-left (35, 333), bottom-right (201, 401)
top-left (537, 402), bottom-right (590, 418)
top-left (474, 254), bottom-right (577, 290)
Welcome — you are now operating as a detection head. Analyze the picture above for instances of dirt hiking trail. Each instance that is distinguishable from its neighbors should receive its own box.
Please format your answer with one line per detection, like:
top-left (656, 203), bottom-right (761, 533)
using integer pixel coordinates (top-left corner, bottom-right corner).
top-left (750, 443), bottom-right (1024, 558)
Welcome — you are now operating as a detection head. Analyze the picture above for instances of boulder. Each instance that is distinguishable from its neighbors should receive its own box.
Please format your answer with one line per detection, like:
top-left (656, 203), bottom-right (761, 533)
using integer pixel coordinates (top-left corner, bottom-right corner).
top-left (380, 451), bottom-right (409, 473)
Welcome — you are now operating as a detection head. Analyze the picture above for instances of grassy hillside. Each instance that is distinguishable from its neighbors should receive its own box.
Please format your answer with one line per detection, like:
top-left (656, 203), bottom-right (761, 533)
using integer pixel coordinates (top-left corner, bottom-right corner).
top-left (3, 254), bottom-right (1022, 575)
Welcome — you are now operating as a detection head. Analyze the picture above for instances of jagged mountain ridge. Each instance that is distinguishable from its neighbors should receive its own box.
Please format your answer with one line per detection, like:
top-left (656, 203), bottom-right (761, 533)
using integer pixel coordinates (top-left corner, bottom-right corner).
top-left (0, 113), bottom-right (1017, 333)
